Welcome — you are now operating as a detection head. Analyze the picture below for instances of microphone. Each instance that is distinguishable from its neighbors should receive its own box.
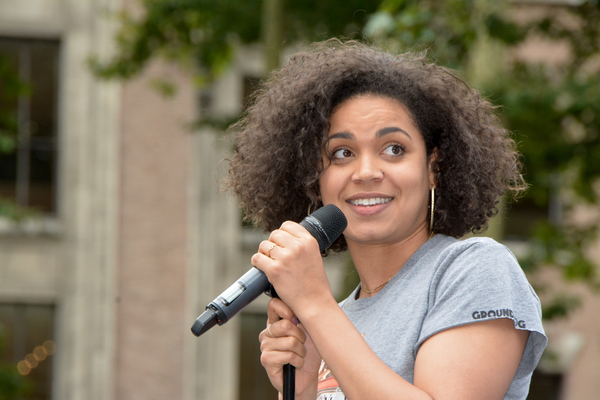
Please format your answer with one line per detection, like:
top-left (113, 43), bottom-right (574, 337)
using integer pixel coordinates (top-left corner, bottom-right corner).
top-left (191, 204), bottom-right (347, 337)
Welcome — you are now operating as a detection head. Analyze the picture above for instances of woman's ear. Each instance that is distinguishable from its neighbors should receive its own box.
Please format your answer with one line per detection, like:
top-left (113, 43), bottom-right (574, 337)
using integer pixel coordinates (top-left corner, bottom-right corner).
top-left (428, 147), bottom-right (439, 187)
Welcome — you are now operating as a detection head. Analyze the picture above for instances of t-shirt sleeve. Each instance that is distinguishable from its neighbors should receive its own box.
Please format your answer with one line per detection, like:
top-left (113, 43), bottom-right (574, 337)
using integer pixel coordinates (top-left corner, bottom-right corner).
top-left (416, 238), bottom-right (547, 379)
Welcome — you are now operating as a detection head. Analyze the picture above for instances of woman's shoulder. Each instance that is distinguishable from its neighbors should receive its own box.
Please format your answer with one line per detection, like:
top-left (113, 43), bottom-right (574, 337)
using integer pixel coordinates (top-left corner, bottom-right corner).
top-left (426, 235), bottom-right (525, 285)
top-left (422, 235), bottom-right (543, 332)
top-left (434, 235), bottom-right (518, 265)
top-left (436, 234), bottom-right (512, 251)
top-left (417, 236), bottom-right (547, 385)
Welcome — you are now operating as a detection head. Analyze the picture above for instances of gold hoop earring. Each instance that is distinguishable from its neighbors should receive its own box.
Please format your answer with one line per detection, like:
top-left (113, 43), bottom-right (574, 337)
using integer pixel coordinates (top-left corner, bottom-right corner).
top-left (430, 186), bottom-right (436, 230)
top-left (308, 204), bottom-right (312, 215)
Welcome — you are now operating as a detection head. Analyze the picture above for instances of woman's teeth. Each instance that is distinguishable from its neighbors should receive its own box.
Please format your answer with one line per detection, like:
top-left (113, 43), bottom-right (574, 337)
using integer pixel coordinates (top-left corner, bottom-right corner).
top-left (349, 197), bottom-right (392, 206)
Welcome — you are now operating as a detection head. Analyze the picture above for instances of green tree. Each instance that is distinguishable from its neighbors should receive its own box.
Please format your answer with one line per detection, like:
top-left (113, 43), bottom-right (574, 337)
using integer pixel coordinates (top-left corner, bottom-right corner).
top-left (90, 0), bottom-right (383, 131)
top-left (90, 0), bottom-right (382, 83)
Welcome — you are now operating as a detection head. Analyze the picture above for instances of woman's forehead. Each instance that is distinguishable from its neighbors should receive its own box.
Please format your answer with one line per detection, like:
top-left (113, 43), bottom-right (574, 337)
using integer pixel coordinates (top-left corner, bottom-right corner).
top-left (327, 95), bottom-right (422, 140)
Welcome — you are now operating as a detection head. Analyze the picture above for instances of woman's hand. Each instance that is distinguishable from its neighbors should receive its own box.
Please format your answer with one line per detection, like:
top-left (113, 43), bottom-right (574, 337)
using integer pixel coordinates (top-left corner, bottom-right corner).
top-left (259, 298), bottom-right (321, 400)
top-left (253, 221), bottom-right (338, 398)
top-left (251, 220), bottom-right (336, 319)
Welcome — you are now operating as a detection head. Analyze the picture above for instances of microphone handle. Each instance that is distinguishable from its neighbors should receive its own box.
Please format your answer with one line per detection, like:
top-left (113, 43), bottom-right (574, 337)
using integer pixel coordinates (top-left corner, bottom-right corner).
top-left (283, 364), bottom-right (295, 400)
top-left (191, 267), bottom-right (270, 337)
top-left (269, 290), bottom-right (295, 400)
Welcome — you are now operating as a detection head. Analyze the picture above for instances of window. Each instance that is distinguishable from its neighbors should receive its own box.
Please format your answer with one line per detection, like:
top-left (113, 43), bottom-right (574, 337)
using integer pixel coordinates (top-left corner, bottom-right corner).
top-left (0, 37), bottom-right (59, 214)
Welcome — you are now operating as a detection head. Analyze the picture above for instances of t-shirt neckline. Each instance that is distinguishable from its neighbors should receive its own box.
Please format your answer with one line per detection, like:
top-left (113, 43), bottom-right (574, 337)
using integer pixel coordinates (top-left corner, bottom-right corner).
top-left (343, 234), bottom-right (450, 311)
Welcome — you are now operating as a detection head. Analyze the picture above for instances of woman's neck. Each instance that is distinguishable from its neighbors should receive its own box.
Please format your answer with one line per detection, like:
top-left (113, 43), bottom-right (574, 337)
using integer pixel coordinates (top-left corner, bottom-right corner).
top-left (347, 224), bottom-right (431, 298)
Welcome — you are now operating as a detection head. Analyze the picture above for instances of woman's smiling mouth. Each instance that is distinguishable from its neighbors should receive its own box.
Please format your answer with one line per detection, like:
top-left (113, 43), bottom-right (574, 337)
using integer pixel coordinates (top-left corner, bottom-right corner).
top-left (348, 197), bottom-right (393, 207)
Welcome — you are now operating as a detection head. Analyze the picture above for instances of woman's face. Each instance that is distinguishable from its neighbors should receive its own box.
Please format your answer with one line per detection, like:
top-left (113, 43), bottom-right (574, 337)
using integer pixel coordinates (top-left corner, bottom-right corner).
top-left (319, 95), bottom-right (434, 247)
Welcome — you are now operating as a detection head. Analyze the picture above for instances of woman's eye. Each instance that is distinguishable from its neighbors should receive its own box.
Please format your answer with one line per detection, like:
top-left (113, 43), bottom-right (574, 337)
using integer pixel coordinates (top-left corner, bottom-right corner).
top-left (332, 148), bottom-right (353, 159)
top-left (382, 144), bottom-right (404, 156)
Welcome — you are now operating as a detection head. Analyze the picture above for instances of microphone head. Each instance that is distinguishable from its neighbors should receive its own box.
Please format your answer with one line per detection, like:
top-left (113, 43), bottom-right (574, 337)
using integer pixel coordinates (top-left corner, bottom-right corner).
top-left (300, 204), bottom-right (347, 253)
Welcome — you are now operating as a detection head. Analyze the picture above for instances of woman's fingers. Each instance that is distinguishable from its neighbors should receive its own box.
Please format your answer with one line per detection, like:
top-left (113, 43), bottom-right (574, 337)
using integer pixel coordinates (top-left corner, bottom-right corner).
top-left (260, 327), bottom-right (307, 357)
top-left (260, 342), bottom-right (307, 370)
top-left (259, 240), bottom-right (279, 259)
top-left (258, 298), bottom-right (322, 395)
top-left (267, 298), bottom-right (297, 324)
top-left (255, 222), bottom-right (319, 262)
top-left (259, 298), bottom-right (308, 367)
top-left (260, 318), bottom-right (305, 345)
top-left (261, 299), bottom-right (306, 347)
top-left (251, 221), bottom-right (330, 319)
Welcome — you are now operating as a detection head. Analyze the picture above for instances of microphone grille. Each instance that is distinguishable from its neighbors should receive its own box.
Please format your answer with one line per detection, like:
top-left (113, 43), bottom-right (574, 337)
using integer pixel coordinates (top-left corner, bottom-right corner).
top-left (301, 204), bottom-right (347, 252)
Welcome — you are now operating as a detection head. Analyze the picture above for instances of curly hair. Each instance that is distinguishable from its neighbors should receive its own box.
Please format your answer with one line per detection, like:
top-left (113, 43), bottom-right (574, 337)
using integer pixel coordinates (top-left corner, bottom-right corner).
top-left (226, 39), bottom-right (526, 253)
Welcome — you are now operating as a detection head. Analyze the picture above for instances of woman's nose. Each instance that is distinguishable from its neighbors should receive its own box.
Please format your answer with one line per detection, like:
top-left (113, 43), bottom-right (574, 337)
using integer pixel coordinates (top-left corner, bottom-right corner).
top-left (352, 156), bottom-right (384, 182)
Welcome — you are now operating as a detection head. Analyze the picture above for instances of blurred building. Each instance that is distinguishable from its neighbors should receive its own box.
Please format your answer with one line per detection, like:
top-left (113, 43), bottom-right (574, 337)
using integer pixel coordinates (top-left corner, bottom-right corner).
top-left (0, 1), bottom-right (598, 400)
top-left (0, 0), bottom-right (239, 399)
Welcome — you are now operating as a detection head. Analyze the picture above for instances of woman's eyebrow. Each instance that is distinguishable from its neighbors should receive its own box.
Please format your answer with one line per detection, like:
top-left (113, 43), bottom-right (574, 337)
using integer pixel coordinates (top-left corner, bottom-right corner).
top-left (328, 131), bottom-right (354, 140)
top-left (377, 126), bottom-right (412, 140)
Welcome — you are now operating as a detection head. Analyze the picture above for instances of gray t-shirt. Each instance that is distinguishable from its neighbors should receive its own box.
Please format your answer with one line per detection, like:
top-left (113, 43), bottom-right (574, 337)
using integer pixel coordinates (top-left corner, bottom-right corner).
top-left (316, 234), bottom-right (547, 400)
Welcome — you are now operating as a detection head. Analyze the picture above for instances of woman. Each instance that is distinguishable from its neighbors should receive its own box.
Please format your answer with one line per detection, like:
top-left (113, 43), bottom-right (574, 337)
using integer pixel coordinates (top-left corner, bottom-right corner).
top-left (227, 40), bottom-right (546, 400)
